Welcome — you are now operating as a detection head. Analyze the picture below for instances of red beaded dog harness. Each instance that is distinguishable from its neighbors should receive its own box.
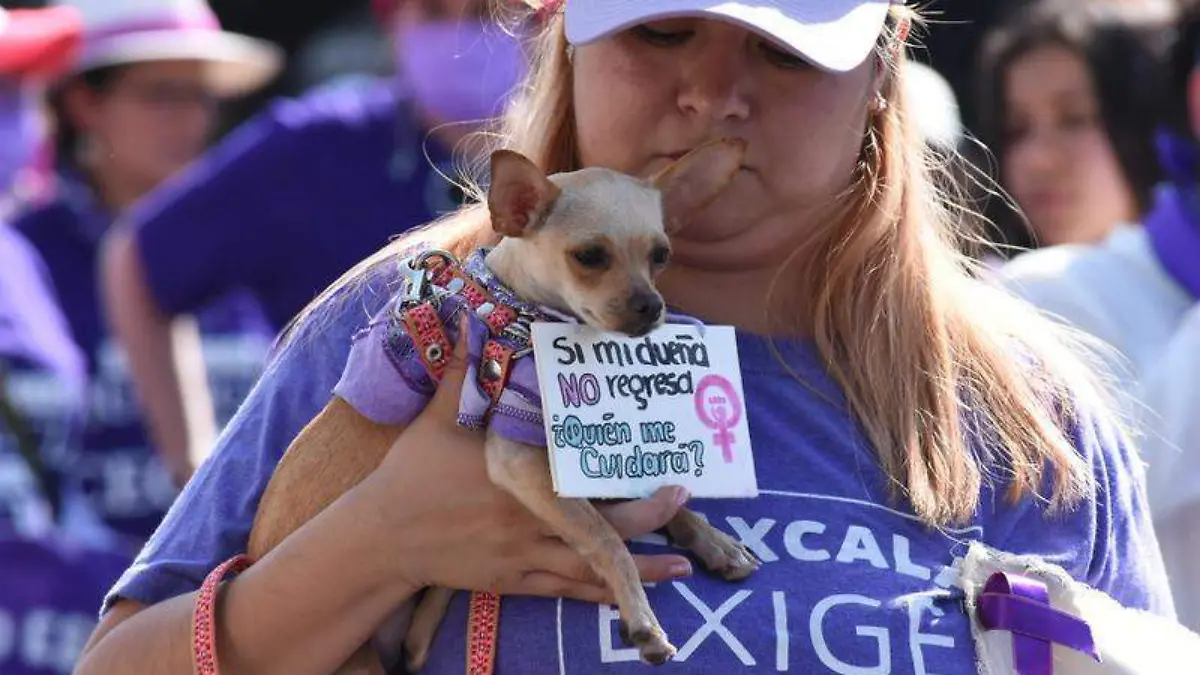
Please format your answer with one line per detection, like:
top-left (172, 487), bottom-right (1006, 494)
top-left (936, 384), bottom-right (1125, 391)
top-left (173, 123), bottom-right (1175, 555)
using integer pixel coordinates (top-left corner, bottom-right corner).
top-left (193, 249), bottom-right (535, 675)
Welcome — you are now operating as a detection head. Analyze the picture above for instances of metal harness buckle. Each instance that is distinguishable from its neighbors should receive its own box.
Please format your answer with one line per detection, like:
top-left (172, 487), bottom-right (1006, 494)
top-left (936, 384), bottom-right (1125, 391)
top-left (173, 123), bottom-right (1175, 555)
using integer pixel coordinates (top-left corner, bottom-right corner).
top-left (398, 249), bottom-right (539, 356)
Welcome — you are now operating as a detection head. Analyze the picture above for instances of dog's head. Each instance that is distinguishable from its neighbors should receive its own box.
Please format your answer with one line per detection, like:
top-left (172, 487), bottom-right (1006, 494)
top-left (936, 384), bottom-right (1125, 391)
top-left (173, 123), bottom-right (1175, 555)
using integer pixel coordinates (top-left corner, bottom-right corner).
top-left (487, 138), bottom-right (745, 336)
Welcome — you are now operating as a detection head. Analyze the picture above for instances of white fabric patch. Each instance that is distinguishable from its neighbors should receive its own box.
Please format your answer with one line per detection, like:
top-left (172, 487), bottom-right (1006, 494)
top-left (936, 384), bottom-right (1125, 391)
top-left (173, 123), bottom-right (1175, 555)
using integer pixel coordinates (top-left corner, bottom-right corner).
top-left (958, 541), bottom-right (1200, 675)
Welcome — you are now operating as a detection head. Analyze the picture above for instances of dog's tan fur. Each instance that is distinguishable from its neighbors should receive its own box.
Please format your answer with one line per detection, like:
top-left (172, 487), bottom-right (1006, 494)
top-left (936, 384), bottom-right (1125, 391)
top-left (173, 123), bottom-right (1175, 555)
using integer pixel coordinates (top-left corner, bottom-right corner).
top-left (246, 139), bottom-right (759, 674)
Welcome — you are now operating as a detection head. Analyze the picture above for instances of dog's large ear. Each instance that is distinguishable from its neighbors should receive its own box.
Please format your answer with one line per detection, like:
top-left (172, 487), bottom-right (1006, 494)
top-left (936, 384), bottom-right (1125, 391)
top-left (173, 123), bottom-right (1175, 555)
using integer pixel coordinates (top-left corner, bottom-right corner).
top-left (652, 138), bottom-right (746, 233)
top-left (488, 149), bottom-right (562, 238)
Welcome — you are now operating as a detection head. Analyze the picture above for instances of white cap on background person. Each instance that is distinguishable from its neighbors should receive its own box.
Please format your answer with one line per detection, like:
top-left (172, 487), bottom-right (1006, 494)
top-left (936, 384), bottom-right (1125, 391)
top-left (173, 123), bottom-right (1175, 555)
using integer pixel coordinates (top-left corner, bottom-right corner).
top-left (53, 0), bottom-right (283, 97)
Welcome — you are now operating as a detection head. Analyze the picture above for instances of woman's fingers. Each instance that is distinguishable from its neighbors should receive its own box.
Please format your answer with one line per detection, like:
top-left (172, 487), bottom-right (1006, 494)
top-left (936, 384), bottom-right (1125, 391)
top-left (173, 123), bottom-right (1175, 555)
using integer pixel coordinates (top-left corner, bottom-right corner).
top-left (515, 572), bottom-right (616, 605)
top-left (595, 486), bottom-right (690, 540)
top-left (530, 541), bottom-right (693, 588)
top-left (514, 550), bottom-right (696, 604)
top-left (425, 314), bottom-right (472, 418)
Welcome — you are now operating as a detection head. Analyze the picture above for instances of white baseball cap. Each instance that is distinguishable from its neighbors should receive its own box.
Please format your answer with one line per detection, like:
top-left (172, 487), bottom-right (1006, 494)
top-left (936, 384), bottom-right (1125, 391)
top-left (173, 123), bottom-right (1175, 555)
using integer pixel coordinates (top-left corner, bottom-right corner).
top-left (52, 0), bottom-right (283, 98)
top-left (565, 0), bottom-right (896, 73)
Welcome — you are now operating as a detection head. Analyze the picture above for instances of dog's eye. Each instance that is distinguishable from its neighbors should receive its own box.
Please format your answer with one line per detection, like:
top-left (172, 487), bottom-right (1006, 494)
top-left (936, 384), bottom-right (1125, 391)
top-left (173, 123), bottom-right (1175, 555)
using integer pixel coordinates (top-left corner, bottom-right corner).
top-left (650, 246), bottom-right (671, 267)
top-left (572, 246), bottom-right (610, 269)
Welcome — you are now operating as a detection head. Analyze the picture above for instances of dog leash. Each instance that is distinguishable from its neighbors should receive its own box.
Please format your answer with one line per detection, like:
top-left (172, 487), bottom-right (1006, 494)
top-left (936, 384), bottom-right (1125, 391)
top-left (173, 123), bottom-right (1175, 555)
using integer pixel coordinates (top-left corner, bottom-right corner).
top-left (192, 250), bottom-right (528, 675)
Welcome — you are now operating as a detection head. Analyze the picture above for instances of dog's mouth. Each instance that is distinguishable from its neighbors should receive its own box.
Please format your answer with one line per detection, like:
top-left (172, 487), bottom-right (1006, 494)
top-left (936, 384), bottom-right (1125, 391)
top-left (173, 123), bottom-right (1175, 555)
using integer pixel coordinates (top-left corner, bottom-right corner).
top-left (576, 307), bottom-right (654, 336)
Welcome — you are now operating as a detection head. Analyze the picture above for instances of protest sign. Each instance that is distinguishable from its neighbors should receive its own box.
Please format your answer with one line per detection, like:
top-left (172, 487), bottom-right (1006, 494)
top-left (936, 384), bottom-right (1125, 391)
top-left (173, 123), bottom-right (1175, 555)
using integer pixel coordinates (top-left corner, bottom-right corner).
top-left (531, 322), bottom-right (758, 499)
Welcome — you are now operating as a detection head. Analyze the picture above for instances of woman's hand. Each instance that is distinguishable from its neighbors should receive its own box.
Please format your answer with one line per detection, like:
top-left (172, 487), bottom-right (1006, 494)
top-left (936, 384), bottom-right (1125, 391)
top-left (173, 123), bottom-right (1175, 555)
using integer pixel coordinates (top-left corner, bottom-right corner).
top-left (369, 321), bottom-right (694, 605)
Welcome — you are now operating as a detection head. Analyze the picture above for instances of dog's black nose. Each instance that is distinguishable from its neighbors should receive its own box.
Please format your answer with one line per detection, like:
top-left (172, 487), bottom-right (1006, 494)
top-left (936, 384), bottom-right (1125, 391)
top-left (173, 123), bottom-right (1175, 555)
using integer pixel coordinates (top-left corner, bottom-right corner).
top-left (630, 292), bottom-right (664, 319)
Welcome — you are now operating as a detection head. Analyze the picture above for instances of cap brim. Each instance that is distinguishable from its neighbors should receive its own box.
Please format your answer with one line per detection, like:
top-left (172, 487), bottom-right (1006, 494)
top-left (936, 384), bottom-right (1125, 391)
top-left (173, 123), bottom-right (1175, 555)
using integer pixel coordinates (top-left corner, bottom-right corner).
top-left (74, 30), bottom-right (284, 97)
top-left (0, 7), bottom-right (84, 78)
top-left (565, 0), bottom-right (891, 73)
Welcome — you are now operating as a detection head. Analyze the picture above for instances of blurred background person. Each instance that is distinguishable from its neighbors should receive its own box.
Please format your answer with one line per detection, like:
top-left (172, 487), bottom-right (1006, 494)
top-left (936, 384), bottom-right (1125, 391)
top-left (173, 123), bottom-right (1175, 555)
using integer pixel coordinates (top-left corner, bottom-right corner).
top-left (0, 5), bottom-right (135, 674)
top-left (999, 0), bottom-right (1200, 633)
top-left (100, 0), bottom-right (530, 484)
top-left (975, 0), bottom-right (1173, 256)
top-left (1, 0), bottom-right (83, 550)
top-left (12, 0), bottom-right (283, 544)
top-left (916, 0), bottom-right (1176, 134)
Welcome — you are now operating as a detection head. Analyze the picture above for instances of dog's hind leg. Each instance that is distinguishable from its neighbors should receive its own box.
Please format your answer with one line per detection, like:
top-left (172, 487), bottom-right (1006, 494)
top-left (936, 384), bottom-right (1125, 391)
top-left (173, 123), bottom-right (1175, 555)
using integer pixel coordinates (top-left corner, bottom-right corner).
top-left (403, 587), bottom-right (457, 673)
top-left (484, 434), bottom-right (676, 665)
top-left (665, 509), bottom-right (760, 581)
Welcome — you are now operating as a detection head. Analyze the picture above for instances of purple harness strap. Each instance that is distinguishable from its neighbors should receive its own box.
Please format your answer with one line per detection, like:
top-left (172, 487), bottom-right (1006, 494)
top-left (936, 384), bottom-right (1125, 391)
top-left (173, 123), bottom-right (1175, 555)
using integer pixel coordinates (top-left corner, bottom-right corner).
top-left (976, 572), bottom-right (1102, 675)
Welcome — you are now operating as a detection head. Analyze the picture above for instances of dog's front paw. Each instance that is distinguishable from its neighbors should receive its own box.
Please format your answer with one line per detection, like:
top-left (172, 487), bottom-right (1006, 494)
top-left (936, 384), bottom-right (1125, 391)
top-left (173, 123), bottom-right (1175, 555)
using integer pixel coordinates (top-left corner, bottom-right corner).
top-left (692, 528), bottom-right (761, 581)
top-left (619, 620), bottom-right (677, 665)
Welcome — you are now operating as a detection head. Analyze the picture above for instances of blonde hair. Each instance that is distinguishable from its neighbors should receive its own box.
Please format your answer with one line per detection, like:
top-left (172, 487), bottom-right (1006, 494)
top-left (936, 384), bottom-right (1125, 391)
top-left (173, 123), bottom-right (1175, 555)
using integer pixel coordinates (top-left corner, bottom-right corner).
top-left (293, 3), bottom-right (1107, 527)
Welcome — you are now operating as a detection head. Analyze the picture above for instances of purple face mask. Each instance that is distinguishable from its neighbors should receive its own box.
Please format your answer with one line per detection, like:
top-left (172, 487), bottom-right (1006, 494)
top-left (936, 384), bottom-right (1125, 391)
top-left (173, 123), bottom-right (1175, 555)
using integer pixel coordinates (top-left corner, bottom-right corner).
top-left (0, 79), bottom-right (42, 197)
top-left (395, 19), bottom-right (528, 126)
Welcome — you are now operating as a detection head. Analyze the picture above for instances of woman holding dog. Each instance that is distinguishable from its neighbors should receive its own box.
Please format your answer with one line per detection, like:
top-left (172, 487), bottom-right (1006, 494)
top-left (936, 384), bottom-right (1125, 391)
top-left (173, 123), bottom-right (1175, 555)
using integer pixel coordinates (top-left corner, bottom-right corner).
top-left (78, 1), bottom-right (1174, 674)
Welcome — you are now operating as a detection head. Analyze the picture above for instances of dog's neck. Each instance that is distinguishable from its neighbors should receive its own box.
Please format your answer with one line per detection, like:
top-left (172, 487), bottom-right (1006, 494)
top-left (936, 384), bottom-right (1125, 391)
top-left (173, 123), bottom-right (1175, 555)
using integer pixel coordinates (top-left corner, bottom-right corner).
top-left (482, 240), bottom-right (573, 318)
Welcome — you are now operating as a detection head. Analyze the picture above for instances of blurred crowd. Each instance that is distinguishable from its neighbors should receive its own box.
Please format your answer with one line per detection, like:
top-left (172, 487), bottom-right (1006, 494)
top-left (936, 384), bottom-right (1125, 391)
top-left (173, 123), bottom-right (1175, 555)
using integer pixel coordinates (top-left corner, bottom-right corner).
top-left (2, 0), bottom-right (1200, 672)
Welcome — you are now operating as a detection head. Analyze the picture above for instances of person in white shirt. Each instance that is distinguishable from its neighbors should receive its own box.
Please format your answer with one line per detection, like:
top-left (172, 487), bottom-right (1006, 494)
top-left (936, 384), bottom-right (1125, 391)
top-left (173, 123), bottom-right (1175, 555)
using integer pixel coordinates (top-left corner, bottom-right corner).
top-left (999, 0), bottom-right (1200, 632)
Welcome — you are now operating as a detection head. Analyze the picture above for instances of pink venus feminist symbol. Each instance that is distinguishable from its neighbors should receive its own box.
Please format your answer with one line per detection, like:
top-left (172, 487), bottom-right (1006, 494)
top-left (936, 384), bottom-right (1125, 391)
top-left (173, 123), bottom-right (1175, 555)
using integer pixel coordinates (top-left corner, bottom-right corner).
top-left (694, 375), bottom-right (743, 463)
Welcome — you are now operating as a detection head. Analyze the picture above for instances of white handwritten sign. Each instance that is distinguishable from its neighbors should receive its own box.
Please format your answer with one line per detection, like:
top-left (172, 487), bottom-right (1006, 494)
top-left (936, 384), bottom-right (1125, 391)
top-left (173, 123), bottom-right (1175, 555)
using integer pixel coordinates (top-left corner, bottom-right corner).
top-left (531, 322), bottom-right (758, 499)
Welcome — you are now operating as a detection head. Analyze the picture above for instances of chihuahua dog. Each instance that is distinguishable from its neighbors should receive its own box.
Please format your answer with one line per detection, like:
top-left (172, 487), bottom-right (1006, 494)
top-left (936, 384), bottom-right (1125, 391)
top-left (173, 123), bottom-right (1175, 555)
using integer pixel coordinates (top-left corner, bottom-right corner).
top-left (245, 138), bottom-right (759, 675)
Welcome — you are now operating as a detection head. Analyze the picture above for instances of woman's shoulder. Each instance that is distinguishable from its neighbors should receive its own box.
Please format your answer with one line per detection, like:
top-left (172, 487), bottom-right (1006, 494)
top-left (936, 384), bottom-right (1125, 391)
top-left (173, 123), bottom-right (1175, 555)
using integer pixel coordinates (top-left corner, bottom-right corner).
top-left (9, 188), bottom-right (83, 237)
top-left (259, 76), bottom-right (400, 141)
top-left (972, 343), bottom-right (1172, 613)
top-left (0, 222), bottom-right (84, 376)
top-left (271, 258), bottom-right (405, 367)
top-left (10, 170), bottom-right (104, 248)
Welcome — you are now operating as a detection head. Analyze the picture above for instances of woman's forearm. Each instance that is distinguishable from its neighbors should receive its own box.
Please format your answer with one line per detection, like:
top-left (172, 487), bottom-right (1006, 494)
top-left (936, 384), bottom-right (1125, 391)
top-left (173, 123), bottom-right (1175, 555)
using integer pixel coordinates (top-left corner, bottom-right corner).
top-left (75, 471), bottom-right (418, 675)
top-left (100, 228), bottom-right (216, 482)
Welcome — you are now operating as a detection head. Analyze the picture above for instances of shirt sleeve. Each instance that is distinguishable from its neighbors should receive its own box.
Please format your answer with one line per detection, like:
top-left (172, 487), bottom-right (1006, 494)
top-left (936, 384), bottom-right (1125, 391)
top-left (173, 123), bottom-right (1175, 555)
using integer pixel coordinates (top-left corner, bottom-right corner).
top-left (979, 384), bottom-right (1176, 619)
top-left (121, 108), bottom-right (299, 317)
top-left (101, 274), bottom-right (395, 613)
top-left (332, 292), bottom-right (437, 426)
top-left (333, 290), bottom-right (547, 447)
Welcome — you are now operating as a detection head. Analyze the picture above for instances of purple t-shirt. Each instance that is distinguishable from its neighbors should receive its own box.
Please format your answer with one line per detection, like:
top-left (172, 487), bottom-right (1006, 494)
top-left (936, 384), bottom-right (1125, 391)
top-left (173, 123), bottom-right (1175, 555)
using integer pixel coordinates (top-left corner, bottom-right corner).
top-left (0, 222), bottom-right (86, 527)
top-left (13, 172), bottom-right (274, 541)
top-left (0, 523), bottom-right (132, 675)
top-left (122, 78), bottom-right (460, 333)
top-left (1, 225), bottom-right (135, 675)
top-left (102, 256), bottom-right (1173, 673)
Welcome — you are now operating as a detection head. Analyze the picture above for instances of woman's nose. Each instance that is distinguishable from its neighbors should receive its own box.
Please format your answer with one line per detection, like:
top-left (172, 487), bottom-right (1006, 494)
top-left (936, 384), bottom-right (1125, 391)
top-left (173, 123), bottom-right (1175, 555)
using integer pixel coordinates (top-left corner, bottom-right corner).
top-left (1013, 126), bottom-right (1063, 175)
top-left (676, 51), bottom-right (751, 122)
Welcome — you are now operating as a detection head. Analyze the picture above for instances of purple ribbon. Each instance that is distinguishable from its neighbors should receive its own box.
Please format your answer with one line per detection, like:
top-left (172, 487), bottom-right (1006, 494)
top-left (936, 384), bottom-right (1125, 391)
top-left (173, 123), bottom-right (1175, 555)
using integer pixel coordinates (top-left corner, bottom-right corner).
top-left (1144, 128), bottom-right (1200, 299)
top-left (1144, 184), bottom-right (1200, 300)
top-left (1156, 129), bottom-right (1199, 187)
top-left (976, 572), bottom-right (1101, 675)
